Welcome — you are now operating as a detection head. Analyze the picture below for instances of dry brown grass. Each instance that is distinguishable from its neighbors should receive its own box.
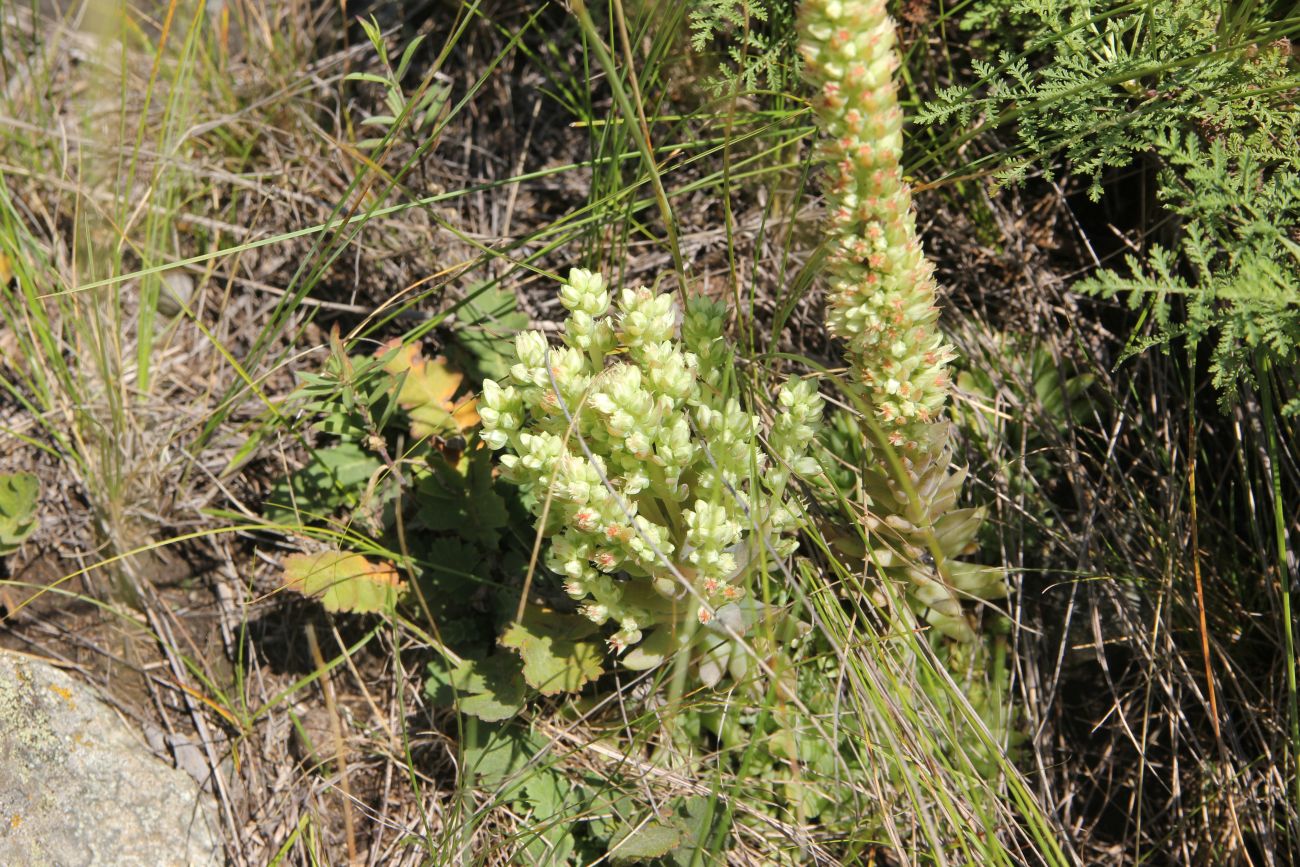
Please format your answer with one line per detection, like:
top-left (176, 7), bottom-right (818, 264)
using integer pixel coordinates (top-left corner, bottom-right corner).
top-left (919, 162), bottom-right (1300, 862)
top-left (0, 1), bottom-right (466, 862)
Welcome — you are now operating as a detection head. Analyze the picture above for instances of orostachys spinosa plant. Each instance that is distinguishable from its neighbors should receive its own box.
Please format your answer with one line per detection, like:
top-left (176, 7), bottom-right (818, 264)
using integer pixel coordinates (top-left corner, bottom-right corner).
top-left (480, 269), bottom-right (823, 686)
top-left (799, 0), bottom-right (1009, 638)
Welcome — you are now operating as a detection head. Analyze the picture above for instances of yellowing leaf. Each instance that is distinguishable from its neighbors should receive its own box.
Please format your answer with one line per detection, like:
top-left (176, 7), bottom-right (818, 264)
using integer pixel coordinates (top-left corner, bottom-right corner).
top-left (500, 607), bottom-right (604, 695)
top-left (376, 339), bottom-right (480, 438)
top-left (282, 551), bottom-right (404, 613)
top-left (450, 396), bottom-right (481, 429)
top-left (394, 354), bottom-right (461, 408)
top-left (376, 338), bottom-right (421, 376)
top-left (407, 397), bottom-right (480, 441)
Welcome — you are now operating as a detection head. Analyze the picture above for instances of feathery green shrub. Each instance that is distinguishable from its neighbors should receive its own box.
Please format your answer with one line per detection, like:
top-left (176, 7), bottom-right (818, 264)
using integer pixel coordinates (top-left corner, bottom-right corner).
top-left (921, 0), bottom-right (1300, 409)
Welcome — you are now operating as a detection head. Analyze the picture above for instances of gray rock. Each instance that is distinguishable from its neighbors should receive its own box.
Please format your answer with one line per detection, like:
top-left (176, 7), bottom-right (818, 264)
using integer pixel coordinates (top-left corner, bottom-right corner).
top-left (0, 650), bottom-right (223, 866)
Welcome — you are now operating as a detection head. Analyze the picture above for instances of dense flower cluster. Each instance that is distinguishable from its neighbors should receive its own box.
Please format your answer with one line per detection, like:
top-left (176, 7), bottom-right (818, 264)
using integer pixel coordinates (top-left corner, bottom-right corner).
top-left (799, 0), bottom-right (955, 446)
top-left (480, 269), bottom-right (823, 675)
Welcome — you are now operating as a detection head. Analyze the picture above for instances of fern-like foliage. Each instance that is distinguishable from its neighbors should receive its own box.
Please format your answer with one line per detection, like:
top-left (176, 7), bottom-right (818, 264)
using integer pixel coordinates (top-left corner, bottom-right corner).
top-left (922, 1), bottom-right (1297, 196)
top-left (1079, 134), bottom-right (1300, 409)
top-left (921, 0), bottom-right (1300, 408)
top-left (688, 0), bottom-right (801, 95)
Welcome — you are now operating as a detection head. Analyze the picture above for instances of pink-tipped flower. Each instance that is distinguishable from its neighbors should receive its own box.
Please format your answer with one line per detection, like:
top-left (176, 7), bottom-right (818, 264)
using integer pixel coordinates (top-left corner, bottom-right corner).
top-left (800, 0), bottom-right (954, 444)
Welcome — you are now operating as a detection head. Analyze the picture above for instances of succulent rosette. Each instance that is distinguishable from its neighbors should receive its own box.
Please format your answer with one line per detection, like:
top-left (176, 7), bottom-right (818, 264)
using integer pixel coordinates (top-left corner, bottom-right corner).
top-left (479, 269), bottom-right (823, 684)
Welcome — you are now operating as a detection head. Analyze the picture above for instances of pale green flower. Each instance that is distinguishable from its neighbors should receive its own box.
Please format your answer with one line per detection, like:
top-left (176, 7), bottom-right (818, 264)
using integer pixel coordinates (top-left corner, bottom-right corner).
top-left (800, 0), bottom-right (955, 447)
top-left (618, 286), bottom-right (678, 348)
top-left (559, 267), bottom-right (610, 315)
top-left (479, 268), bottom-right (824, 681)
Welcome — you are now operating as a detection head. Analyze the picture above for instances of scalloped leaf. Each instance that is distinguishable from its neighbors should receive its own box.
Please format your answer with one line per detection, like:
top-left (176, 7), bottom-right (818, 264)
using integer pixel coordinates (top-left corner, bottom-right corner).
top-left (0, 472), bottom-right (39, 554)
top-left (413, 446), bottom-right (508, 547)
top-left (518, 771), bottom-right (578, 864)
top-left (500, 607), bottom-right (604, 695)
top-left (283, 551), bottom-right (404, 613)
top-left (452, 283), bottom-right (530, 379)
top-left (426, 653), bottom-right (527, 722)
top-left (378, 339), bottom-right (479, 439)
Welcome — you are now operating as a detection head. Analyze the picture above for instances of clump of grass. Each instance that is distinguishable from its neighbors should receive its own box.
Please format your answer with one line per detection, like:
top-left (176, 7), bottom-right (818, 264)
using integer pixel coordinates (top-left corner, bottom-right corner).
top-left (0, 0), bottom-right (475, 860)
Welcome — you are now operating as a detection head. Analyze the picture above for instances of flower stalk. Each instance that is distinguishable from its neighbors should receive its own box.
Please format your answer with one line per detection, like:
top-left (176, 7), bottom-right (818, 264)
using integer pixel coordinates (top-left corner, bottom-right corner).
top-left (799, 0), bottom-right (955, 449)
top-left (800, 0), bottom-right (1008, 628)
top-left (799, 0), bottom-right (1018, 777)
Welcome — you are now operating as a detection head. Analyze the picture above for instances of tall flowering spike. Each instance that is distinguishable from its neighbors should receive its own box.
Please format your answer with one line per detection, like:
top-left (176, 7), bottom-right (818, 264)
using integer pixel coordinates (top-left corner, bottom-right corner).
top-left (799, 0), bottom-right (955, 444)
top-left (802, 0), bottom-right (1009, 643)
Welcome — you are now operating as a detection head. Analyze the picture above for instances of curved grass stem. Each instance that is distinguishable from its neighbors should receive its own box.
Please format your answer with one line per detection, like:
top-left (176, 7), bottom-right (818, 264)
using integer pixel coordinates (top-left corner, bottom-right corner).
top-left (1258, 352), bottom-right (1300, 838)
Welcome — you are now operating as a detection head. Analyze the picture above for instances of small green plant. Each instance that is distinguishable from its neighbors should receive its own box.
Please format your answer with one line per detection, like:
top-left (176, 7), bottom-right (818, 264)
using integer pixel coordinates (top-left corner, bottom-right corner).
top-left (415, 713), bottom-right (722, 863)
top-left (1077, 133), bottom-right (1300, 412)
top-left (345, 16), bottom-right (451, 151)
top-left (268, 335), bottom-right (477, 529)
top-left (268, 337), bottom-right (516, 652)
top-left (922, 0), bottom-right (1298, 198)
top-left (479, 268), bottom-right (824, 687)
top-left (0, 472), bottom-right (38, 556)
